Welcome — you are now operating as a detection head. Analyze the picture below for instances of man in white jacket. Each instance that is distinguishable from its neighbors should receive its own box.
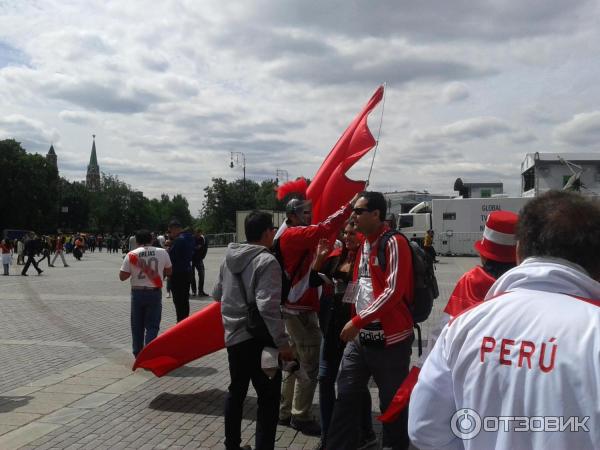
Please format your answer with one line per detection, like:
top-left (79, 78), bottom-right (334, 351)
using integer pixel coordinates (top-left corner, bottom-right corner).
top-left (409, 190), bottom-right (600, 450)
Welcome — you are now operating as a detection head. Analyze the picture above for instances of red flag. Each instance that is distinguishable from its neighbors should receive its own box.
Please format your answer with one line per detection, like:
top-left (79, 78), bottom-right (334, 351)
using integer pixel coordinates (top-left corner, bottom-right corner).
top-left (132, 301), bottom-right (225, 377)
top-left (306, 85), bottom-right (384, 223)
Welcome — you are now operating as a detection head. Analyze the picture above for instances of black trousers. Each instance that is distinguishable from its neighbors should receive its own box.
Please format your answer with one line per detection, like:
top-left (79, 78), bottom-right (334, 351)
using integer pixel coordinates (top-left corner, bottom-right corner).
top-left (190, 260), bottom-right (206, 295)
top-left (22, 255), bottom-right (42, 275)
top-left (327, 338), bottom-right (412, 450)
top-left (170, 272), bottom-right (191, 322)
top-left (225, 339), bottom-right (281, 450)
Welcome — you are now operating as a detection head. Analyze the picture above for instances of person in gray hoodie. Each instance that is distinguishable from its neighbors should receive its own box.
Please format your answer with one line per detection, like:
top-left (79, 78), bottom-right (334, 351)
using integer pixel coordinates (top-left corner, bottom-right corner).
top-left (213, 211), bottom-right (294, 450)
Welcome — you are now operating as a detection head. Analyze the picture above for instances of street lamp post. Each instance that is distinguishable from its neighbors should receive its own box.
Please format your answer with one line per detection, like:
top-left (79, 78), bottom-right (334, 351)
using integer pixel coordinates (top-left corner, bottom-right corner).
top-left (275, 169), bottom-right (289, 185)
top-left (229, 152), bottom-right (246, 188)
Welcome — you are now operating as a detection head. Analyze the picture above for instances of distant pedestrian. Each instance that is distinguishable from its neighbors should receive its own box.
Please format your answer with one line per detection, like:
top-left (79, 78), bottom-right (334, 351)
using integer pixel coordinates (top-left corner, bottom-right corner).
top-left (120, 229), bottom-right (172, 357)
top-left (16, 239), bottom-right (24, 265)
top-left (190, 228), bottom-right (209, 297)
top-left (423, 229), bottom-right (438, 263)
top-left (128, 234), bottom-right (136, 252)
top-left (50, 236), bottom-right (69, 267)
top-left (1, 239), bottom-right (12, 275)
top-left (37, 237), bottom-right (52, 267)
top-left (21, 234), bottom-right (43, 276)
top-left (167, 219), bottom-right (195, 322)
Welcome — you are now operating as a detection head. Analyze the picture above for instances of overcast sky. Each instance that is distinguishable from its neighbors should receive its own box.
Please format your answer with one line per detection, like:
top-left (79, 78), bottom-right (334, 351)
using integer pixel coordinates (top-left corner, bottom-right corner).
top-left (2, 0), bottom-right (600, 215)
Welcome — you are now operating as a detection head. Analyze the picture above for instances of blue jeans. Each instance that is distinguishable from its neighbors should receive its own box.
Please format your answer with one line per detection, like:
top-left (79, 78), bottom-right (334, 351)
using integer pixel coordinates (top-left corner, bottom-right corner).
top-left (130, 289), bottom-right (162, 356)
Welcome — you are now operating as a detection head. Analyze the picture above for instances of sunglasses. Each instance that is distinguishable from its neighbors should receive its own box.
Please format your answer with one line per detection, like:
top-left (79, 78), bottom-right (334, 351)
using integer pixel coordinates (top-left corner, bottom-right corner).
top-left (352, 207), bottom-right (372, 215)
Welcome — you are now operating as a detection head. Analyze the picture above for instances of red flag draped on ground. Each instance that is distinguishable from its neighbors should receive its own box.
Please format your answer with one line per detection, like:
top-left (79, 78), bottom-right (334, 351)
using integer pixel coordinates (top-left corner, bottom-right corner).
top-left (132, 302), bottom-right (225, 376)
top-left (306, 85), bottom-right (384, 223)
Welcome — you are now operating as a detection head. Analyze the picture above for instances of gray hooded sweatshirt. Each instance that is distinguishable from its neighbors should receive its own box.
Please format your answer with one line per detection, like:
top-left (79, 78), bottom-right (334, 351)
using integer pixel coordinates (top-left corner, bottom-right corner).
top-left (212, 243), bottom-right (288, 348)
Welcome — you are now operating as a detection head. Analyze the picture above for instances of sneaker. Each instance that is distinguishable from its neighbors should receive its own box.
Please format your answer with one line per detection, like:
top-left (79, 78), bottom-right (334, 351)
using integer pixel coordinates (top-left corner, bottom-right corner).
top-left (290, 418), bottom-right (321, 436)
top-left (278, 417), bottom-right (291, 427)
top-left (357, 431), bottom-right (377, 449)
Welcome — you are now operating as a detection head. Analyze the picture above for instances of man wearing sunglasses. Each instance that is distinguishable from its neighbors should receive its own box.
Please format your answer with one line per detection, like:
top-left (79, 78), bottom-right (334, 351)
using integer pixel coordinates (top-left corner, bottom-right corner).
top-left (276, 195), bottom-right (357, 436)
top-left (328, 191), bottom-right (414, 450)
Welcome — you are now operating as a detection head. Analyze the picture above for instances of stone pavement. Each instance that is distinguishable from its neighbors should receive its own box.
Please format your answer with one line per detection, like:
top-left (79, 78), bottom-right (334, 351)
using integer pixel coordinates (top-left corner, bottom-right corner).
top-left (0, 247), bottom-right (476, 449)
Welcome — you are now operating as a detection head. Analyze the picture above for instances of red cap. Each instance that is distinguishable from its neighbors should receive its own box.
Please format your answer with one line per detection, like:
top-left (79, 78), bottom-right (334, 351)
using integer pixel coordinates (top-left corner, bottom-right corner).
top-left (474, 210), bottom-right (518, 263)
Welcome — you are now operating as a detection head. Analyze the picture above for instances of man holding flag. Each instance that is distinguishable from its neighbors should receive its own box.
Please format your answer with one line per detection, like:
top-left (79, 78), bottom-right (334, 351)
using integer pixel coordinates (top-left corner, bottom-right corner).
top-left (120, 229), bottom-right (172, 357)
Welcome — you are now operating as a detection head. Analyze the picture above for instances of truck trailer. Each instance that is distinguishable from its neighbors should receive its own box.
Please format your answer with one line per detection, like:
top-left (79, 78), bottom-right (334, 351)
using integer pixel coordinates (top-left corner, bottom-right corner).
top-left (399, 197), bottom-right (531, 256)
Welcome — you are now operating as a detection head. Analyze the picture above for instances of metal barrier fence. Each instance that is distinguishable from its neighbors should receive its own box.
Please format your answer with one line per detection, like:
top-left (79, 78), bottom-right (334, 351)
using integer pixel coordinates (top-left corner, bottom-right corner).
top-left (206, 233), bottom-right (236, 247)
top-left (435, 231), bottom-right (483, 257)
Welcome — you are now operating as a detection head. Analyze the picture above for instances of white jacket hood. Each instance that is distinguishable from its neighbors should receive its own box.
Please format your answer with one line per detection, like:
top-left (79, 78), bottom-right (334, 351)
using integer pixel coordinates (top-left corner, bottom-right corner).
top-left (486, 256), bottom-right (600, 301)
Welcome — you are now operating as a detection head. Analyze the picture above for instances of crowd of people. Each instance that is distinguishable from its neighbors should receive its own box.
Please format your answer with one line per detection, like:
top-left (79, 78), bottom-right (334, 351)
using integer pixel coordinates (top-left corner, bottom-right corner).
top-left (14, 188), bottom-right (600, 449)
top-left (214, 189), bottom-right (600, 450)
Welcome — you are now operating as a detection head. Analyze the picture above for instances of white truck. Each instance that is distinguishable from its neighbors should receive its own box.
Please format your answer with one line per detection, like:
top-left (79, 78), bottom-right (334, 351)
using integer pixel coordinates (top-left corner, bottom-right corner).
top-left (398, 197), bottom-right (531, 256)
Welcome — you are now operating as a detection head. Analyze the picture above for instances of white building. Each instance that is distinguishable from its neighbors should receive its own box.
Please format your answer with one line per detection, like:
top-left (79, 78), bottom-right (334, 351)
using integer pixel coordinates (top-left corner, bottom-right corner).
top-left (521, 152), bottom-right (600, 197)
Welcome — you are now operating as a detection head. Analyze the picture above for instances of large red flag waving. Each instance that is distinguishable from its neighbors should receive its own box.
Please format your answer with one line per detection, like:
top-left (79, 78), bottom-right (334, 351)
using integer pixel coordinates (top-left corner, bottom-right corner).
top-left (306, 85), bottom-right (384, 223)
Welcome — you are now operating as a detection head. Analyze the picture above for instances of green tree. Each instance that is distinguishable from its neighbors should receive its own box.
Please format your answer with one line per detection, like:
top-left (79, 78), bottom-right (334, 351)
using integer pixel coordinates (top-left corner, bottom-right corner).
top-left (0, 139), bottom-right (59, 232)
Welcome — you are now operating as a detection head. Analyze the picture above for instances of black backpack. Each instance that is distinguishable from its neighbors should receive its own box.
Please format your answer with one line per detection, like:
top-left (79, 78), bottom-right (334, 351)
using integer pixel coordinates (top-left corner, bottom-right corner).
top-left (377, 230), bottom-right (439, 355)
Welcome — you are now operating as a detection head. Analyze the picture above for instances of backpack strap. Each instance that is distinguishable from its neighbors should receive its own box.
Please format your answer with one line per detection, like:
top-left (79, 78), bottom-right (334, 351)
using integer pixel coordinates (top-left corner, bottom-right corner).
top-left (377, 230), bottom-right (403, 272)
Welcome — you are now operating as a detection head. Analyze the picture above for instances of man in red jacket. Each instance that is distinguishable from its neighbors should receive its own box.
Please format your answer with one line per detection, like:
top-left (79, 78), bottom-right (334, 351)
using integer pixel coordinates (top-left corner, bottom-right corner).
top-left (328, 191), bottom-right (414, 450)
top-left (277, 196), bottom-right (354, 436)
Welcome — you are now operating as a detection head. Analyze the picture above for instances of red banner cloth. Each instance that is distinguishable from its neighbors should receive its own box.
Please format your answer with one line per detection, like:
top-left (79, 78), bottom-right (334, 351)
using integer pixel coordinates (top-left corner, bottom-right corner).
top-left (132, 301), bottom-right (225, 377)
top-left (306, 86), bottom-right (384, 223)
top-left (378, 366), bottom-right (420, 423)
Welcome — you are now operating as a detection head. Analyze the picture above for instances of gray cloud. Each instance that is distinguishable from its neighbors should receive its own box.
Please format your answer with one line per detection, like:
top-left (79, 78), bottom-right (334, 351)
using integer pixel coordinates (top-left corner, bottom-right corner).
top-left (554, 111), bottom-right (600, 146)
top-left (46, 79), bottom-right (165, 113)
top-left (251, 0), bottom-right (594, 42)
top-left (442, 82), bottom-right (470, 103)
top-left (274, 53), bottom-right (494, 87)
top-left (0, 115), bottom-right (59, 152)
top-left (413, 117), bottom-right (513, 143)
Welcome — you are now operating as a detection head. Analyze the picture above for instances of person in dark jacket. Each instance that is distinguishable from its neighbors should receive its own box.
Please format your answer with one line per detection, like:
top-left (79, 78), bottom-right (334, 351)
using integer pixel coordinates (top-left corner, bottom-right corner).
top-left (168, 219), bottom-right (195, 322)
top-left (190, 228), bottom-right (209, 297)
top-left (21, 233), bottom-right (43, 276)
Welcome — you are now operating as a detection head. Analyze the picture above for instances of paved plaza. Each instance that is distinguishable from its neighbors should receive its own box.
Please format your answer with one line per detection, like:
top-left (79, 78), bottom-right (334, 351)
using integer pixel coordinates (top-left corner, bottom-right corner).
top-left (0, 248), bottom-right (477, 449)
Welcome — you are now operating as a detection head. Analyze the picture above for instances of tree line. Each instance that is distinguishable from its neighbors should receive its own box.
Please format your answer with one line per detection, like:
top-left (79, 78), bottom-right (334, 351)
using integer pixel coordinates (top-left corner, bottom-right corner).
top-left (1, 139), bottom-right (193, 234)
top-left (1, 138), bottom-right (295, 235)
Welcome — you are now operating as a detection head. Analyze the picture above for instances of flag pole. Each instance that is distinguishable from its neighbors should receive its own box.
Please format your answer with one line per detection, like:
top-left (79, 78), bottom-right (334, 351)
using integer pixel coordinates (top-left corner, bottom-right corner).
top-left (366, 82), bottom-right (387, 188)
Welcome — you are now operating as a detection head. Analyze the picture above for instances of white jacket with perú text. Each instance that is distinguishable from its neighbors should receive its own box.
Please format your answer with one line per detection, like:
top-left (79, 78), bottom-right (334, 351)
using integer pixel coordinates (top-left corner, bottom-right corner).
top-left (408, 257), bottom-right (600, 450)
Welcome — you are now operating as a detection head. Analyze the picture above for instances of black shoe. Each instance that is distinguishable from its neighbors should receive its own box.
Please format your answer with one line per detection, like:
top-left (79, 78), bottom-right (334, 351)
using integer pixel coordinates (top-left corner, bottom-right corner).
top-left (290, 418), bottom-right (321, 436)
top-left (49, 264), bottom-right (55, 267)
top-left (200, 292), bottom-right (210, 297)
top-left (21, 273), bottom-right (28, 276)
top-left (191, 292), bottom-right (197, 297)
top-left (357, 431), bottom-right (377, 449)
top-left (278, 417), bottom-right (291, 427)
top-left (38, 270), bottom-right (43, 275)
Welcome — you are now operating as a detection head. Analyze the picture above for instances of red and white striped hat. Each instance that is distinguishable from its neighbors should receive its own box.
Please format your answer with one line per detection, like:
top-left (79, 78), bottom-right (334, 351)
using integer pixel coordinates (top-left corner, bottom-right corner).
top-left (474, 210), bottom-right (518, 263)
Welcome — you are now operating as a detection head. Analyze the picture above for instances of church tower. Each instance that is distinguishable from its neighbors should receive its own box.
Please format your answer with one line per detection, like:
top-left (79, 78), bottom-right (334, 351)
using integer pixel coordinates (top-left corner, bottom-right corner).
top-left (46, 144), bottom-right (57, 170)
top-left (86, 134), bottom-right (101, 191)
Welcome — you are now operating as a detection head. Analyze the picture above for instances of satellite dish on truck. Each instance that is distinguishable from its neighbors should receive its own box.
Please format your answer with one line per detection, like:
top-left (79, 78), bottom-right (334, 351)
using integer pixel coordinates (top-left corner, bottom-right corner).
top-left (558, 156), bottom-right (583, 192)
